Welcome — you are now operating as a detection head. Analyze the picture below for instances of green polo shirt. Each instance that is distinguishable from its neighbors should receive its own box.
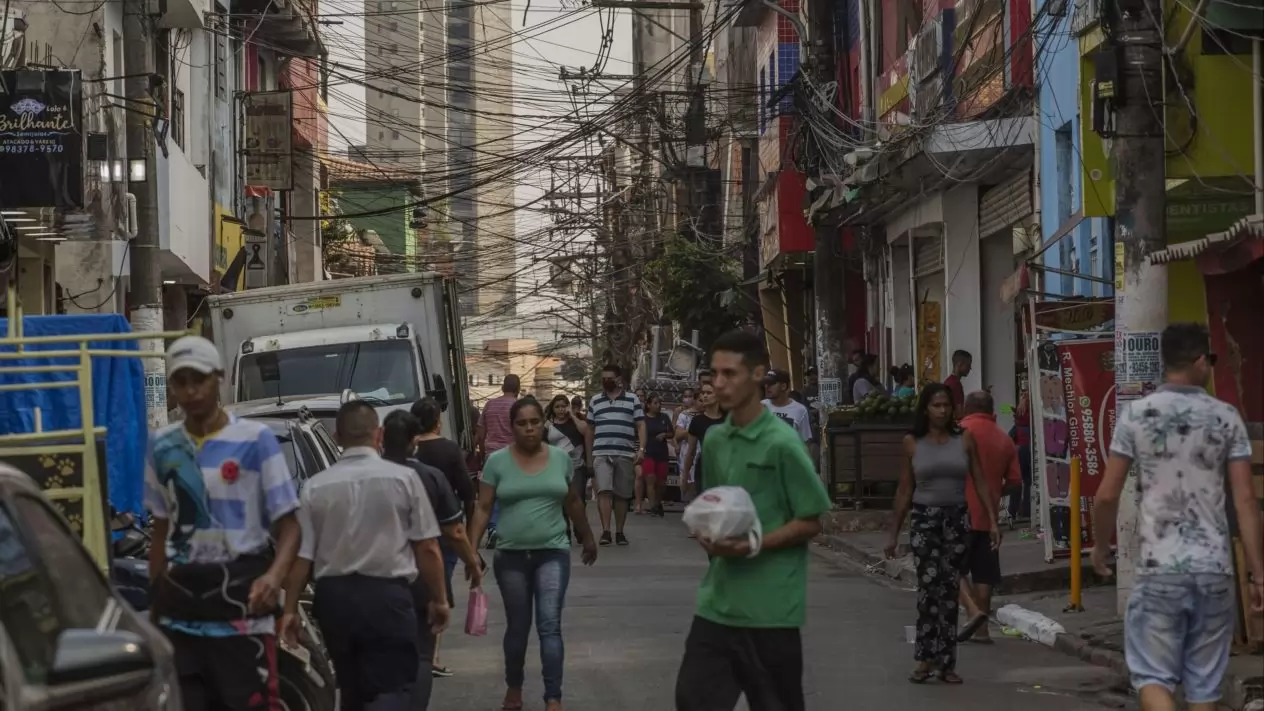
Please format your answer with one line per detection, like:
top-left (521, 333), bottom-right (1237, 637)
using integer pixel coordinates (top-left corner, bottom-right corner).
top-left (695, 409), bottom-right (832, 629)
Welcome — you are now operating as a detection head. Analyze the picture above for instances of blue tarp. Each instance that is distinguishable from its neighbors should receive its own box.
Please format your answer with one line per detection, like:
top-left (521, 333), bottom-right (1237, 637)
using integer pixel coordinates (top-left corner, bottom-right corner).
top-left (0, 315), bottom-right (146, 515)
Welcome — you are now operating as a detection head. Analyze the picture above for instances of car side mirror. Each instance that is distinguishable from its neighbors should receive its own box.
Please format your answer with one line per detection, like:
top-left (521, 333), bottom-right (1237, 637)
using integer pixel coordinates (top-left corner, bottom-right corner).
top-left (427, 375), bottom-right (449, 412)
top-left (48, 629), bottom-right (154, 690)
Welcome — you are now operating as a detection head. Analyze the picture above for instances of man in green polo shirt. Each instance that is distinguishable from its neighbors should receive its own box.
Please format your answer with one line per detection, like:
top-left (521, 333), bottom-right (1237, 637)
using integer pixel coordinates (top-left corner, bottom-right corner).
top-left (674, 329), bottom-right (832, 711)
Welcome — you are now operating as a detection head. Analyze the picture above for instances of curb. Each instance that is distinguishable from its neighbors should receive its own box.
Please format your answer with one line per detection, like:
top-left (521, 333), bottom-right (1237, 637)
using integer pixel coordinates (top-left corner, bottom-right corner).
top-left (821, 534), bottom-right (1109, 595)
top-left (996, 604), bottom-right (1263, 710)
top-left (995, 603), bottom-right (1128, 675)
top-left (819, 534), bottom-right (915, 582)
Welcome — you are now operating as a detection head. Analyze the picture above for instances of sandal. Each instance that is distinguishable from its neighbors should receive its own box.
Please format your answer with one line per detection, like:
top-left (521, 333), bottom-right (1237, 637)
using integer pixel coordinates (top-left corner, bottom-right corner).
top-left (938, 671), bottom-right (964, 684)
top-left (908, 667), bottom-right (933, 684)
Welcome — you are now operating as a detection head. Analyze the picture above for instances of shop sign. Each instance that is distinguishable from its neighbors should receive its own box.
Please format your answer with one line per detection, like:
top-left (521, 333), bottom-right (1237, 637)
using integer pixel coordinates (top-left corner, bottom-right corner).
top-left (1036, 338), bottom-right (1116, 555)
top-left (243, 90), bottom-right (293, 191)
top-left (1166, 198), bottom-right (1254, 235)
top-left (0, 70), bottom-right (83, 208)
top-left (1033, 298), bottom-right (1113, 332)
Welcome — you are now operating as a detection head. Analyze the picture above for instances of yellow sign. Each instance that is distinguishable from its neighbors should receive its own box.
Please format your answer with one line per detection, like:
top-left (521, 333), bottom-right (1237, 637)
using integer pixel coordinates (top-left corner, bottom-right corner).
top-left (214, 205), bottom-right (245, 291)
top-left (1114, 242), bottom-right (1125, 291)
top-left (291, 295), bottom-right (341, 314)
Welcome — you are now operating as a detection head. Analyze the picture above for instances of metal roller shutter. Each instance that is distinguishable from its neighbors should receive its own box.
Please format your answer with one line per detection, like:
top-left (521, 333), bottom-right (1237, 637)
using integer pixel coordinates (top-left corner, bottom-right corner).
top-left (978, 168), bottom-right (1034, 238)
top-left (914, 235), bottom-right (944, 278)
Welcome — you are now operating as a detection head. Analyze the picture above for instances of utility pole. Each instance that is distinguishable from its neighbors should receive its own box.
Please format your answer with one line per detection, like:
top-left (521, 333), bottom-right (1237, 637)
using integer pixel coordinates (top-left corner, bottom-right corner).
top-left (123, 0), bottom-right (168, 429)
top-left (1108, 0), bottom-right (1168, 614)
top-left (804, 0), bottom-right (849, 409)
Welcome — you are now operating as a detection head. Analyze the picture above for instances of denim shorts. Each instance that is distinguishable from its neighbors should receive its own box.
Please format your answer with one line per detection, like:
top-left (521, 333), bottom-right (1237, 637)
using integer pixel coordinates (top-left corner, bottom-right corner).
top-left (1124, 574), bottom-right (1235, 703)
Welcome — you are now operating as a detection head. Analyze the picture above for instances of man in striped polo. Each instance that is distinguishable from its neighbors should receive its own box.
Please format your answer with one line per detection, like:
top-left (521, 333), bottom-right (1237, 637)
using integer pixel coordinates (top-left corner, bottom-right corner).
top-left (585, 363), bottom-right (646, 546)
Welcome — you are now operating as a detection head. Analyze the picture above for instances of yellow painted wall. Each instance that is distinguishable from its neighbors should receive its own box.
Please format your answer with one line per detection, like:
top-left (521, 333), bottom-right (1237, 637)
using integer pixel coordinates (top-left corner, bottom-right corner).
top-left (214, 204), bottom-right (244, 291)
top-left (1163, 9), bottom-right (1258, 180)
top-left (1167, 259), bottom-right (1207, 325)
top-left (1078, 5), bottom-right (1257, 206)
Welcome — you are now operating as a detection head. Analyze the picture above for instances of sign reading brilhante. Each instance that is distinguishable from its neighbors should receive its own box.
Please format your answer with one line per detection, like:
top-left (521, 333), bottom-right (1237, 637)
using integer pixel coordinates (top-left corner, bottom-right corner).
top-left (0, 70), bottom-right (83, 208)
top-left (242, 90), bottom-right (292, 191)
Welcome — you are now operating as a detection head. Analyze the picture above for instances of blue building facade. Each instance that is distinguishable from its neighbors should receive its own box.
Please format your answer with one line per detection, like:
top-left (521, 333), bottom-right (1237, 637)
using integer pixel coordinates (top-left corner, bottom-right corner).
top-left (1036, 9), bottom-right (1112, 299)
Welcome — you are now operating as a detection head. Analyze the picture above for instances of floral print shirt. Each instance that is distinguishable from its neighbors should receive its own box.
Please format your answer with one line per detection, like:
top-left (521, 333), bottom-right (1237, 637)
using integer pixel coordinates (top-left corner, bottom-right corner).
top-left (1109, 384), bottom-right (1253, 576)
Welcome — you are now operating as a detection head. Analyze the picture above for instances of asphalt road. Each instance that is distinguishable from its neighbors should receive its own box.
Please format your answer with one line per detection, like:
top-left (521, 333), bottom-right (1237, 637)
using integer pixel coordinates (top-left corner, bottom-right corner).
top-left (430, 510), bottom-right (1134, 711)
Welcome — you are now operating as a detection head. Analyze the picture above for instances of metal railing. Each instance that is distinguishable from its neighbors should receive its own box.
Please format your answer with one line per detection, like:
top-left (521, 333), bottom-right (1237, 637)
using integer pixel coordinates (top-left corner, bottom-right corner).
top-left (0, 282), bottom-right (188, 570)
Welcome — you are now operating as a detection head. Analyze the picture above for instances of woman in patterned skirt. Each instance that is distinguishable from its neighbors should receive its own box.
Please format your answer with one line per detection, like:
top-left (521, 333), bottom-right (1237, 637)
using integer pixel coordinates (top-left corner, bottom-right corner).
top-left (884, 382), bottom-right (1000, 684)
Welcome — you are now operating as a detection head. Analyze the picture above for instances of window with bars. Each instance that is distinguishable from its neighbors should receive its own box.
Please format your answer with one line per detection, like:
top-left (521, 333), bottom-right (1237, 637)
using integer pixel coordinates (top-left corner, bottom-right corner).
top-left (172, 89), bottom-right (185, 149)
top-left (215, 32), bottom-right (228, 100)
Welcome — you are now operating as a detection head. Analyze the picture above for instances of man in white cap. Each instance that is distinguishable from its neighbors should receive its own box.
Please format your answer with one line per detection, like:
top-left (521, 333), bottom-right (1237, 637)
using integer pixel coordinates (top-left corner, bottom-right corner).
top-left (144, 335), bottom-right (302, 711)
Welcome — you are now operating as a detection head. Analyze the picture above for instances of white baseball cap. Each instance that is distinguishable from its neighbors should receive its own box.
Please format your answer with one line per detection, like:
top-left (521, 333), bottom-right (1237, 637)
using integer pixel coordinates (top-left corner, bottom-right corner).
top-left (166, 336), bottom-right (223, 377)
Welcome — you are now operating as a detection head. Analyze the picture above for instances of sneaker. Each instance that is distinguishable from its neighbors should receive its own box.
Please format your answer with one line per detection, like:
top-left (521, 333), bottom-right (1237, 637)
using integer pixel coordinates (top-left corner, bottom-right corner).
top-left (432, 665), bottom-right (454, 678)
top-left (485, 530), bottom-right (498, 550)
top-left (616, 533), bottom-right (629, 546)
top-left (599, 531), bottom-right (613, 546)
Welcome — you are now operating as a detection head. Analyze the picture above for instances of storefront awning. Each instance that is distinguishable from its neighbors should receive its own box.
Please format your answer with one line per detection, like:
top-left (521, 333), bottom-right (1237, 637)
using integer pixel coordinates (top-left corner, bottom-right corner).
top-left (1147, 214), bottom-right (1264, 274)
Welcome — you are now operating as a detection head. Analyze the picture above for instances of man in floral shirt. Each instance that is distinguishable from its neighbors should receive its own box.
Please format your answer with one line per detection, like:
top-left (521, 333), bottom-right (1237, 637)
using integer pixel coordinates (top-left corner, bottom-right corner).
top-left (1092, 323), bottom-right (1263, 711)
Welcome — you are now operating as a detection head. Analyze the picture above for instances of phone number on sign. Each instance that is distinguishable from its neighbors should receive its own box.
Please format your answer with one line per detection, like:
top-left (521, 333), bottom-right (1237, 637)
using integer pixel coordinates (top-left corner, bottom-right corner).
top-left (0, 143), bottom-right (65, 153)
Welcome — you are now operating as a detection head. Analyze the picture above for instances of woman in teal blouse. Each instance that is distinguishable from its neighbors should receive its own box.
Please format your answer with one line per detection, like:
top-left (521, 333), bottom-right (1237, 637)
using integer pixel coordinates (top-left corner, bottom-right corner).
top-left (468, 399), bottom-right (598, 711)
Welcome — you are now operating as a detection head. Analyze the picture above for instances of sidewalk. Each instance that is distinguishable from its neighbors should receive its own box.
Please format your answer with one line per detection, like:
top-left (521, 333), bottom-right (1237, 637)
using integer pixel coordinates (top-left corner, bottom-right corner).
top-left (822, 511), bottom-right (1263, 709)
top-left (994, 588), bottom-right (1263, 710)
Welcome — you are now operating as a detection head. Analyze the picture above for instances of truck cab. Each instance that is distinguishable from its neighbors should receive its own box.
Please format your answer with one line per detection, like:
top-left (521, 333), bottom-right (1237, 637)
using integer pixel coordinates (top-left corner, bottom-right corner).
top-left (208, 273), bottom-right (473, 449)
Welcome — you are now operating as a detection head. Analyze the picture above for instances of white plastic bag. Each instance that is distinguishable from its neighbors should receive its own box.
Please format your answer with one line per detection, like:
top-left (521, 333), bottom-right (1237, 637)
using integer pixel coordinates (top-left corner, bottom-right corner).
top-left (682, 486), bottom-right (762, 552)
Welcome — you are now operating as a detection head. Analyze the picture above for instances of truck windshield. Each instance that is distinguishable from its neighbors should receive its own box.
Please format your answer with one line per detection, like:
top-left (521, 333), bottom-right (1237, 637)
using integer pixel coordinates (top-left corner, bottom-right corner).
top-left (237, 340), bottom-right (419, 405)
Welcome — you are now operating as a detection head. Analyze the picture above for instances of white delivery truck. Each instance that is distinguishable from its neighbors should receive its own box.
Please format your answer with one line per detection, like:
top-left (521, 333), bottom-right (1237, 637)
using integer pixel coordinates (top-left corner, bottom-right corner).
top-left (207, 272), bottom-right (473, 448)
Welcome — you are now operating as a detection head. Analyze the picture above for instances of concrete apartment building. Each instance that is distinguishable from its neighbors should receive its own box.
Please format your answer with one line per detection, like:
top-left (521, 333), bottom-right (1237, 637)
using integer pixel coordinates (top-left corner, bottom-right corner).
top-left (366, 0), bottom-right (517, 317)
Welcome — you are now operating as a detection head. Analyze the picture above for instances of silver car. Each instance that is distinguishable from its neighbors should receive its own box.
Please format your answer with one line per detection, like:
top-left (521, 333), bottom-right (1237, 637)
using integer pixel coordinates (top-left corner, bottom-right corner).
top-left (0, 463), bottom-right (179, 710)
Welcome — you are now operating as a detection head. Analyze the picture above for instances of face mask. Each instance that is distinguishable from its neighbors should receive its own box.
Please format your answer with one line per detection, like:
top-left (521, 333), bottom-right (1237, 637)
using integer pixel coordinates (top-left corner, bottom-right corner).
top-left (602, 378), bottom-right (617, 390)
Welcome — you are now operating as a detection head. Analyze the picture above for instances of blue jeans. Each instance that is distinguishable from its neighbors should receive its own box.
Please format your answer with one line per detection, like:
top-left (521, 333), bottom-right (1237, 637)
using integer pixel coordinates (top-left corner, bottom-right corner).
top-left (493, 549), bottom-right (571, 702)
top-left (1124, 574), bottom-right (1235, 703)
top-left (490, 502), bottom-right (501, 530)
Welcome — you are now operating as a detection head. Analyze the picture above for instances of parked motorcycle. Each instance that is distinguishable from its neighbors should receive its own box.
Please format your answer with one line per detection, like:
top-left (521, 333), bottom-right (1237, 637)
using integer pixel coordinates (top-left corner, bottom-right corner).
top-left (108, 511), bottom-right (336, 711)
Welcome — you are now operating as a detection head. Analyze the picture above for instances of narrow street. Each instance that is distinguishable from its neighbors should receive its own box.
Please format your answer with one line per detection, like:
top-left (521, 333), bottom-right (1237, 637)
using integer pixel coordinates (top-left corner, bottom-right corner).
top-left (432, 511), bottom-right (1133, 710)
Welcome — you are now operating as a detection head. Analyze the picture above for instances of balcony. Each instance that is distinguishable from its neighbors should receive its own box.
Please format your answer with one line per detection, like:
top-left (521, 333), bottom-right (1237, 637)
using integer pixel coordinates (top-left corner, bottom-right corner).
top-left (159, 0), bottom-right (210, 29)
top-left (156, 145), bottom-right (211, 285)
top-left (231, 0), bottom-right (321, 58)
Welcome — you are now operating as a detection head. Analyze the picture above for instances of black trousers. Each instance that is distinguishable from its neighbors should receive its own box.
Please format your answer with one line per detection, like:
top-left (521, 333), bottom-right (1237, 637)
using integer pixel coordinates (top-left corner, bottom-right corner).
top-left (313, 574), bottom-right (419, 711)
top-left (410, 578), bottom-right (439, 710)
top-left (675, 616), bottom-right (804, 711)
top-left (168, 630), bottom-right (279, 711)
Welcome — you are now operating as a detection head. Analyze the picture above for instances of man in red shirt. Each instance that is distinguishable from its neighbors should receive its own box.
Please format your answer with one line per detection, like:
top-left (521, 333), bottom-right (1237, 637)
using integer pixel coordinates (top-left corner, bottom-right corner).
top-left (474, 374), bottom-right (520, 548)
top-left (956, 390), bottom-right (1020, 644)
top-left (942, 350), bottom-right (972, 417)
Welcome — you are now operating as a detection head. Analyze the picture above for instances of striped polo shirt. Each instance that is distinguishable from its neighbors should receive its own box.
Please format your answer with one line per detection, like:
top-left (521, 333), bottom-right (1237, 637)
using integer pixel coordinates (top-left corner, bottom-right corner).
top-left (587, 390), bottom-right (644, 459)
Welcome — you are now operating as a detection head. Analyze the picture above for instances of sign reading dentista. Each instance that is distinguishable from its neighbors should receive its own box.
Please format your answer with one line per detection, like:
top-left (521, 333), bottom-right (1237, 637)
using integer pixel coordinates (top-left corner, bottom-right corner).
top-left (0, 70), bottom-right (83, 208)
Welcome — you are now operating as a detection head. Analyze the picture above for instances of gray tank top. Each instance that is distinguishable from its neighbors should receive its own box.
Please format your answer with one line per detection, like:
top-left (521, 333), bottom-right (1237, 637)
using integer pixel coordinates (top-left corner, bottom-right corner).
top-left (911, 435), bottom-right (969, 507)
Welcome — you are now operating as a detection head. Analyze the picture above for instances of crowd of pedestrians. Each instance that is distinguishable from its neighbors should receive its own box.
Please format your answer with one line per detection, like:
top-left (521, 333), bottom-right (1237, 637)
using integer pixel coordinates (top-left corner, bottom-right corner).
top-left (142, 322), bottom-right (1263, 711)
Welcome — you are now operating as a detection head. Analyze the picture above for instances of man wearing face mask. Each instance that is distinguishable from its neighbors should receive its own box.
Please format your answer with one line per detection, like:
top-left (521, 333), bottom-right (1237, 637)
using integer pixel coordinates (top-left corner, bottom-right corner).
top-left (585, 364), bottom-right (646, 546)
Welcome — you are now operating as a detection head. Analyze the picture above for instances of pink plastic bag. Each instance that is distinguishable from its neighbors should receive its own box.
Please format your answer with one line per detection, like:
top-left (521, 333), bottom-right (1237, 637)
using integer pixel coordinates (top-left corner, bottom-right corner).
top-left (465, 588), bottom-right (488, 636)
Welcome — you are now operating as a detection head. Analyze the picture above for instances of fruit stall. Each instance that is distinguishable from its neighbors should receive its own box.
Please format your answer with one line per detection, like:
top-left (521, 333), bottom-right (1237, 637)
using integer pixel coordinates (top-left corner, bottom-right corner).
top-left (825, 391), bottom-right (917, 509)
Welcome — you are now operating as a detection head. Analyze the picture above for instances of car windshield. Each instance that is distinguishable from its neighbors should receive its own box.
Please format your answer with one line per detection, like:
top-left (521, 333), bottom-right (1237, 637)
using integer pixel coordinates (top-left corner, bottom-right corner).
top-left (237, 339), bottom-right (419, 405)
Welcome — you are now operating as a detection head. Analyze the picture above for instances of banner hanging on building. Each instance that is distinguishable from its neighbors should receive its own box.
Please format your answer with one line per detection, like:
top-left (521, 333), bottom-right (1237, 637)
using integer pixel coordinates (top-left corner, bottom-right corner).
top-left (0, 70), bottom-right (83, 209)
top-left (242, 90), bottom-right (292, 191)
top-left (1035, 338), bottom-right (1117, 558)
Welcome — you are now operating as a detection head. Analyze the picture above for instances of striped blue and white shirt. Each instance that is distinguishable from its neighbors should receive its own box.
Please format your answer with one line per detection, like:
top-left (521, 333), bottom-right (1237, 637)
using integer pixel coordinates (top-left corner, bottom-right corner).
top-left (587, 390), bottom-right (644, 459)
top-left (144, 415), bottom-right (300, 637)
